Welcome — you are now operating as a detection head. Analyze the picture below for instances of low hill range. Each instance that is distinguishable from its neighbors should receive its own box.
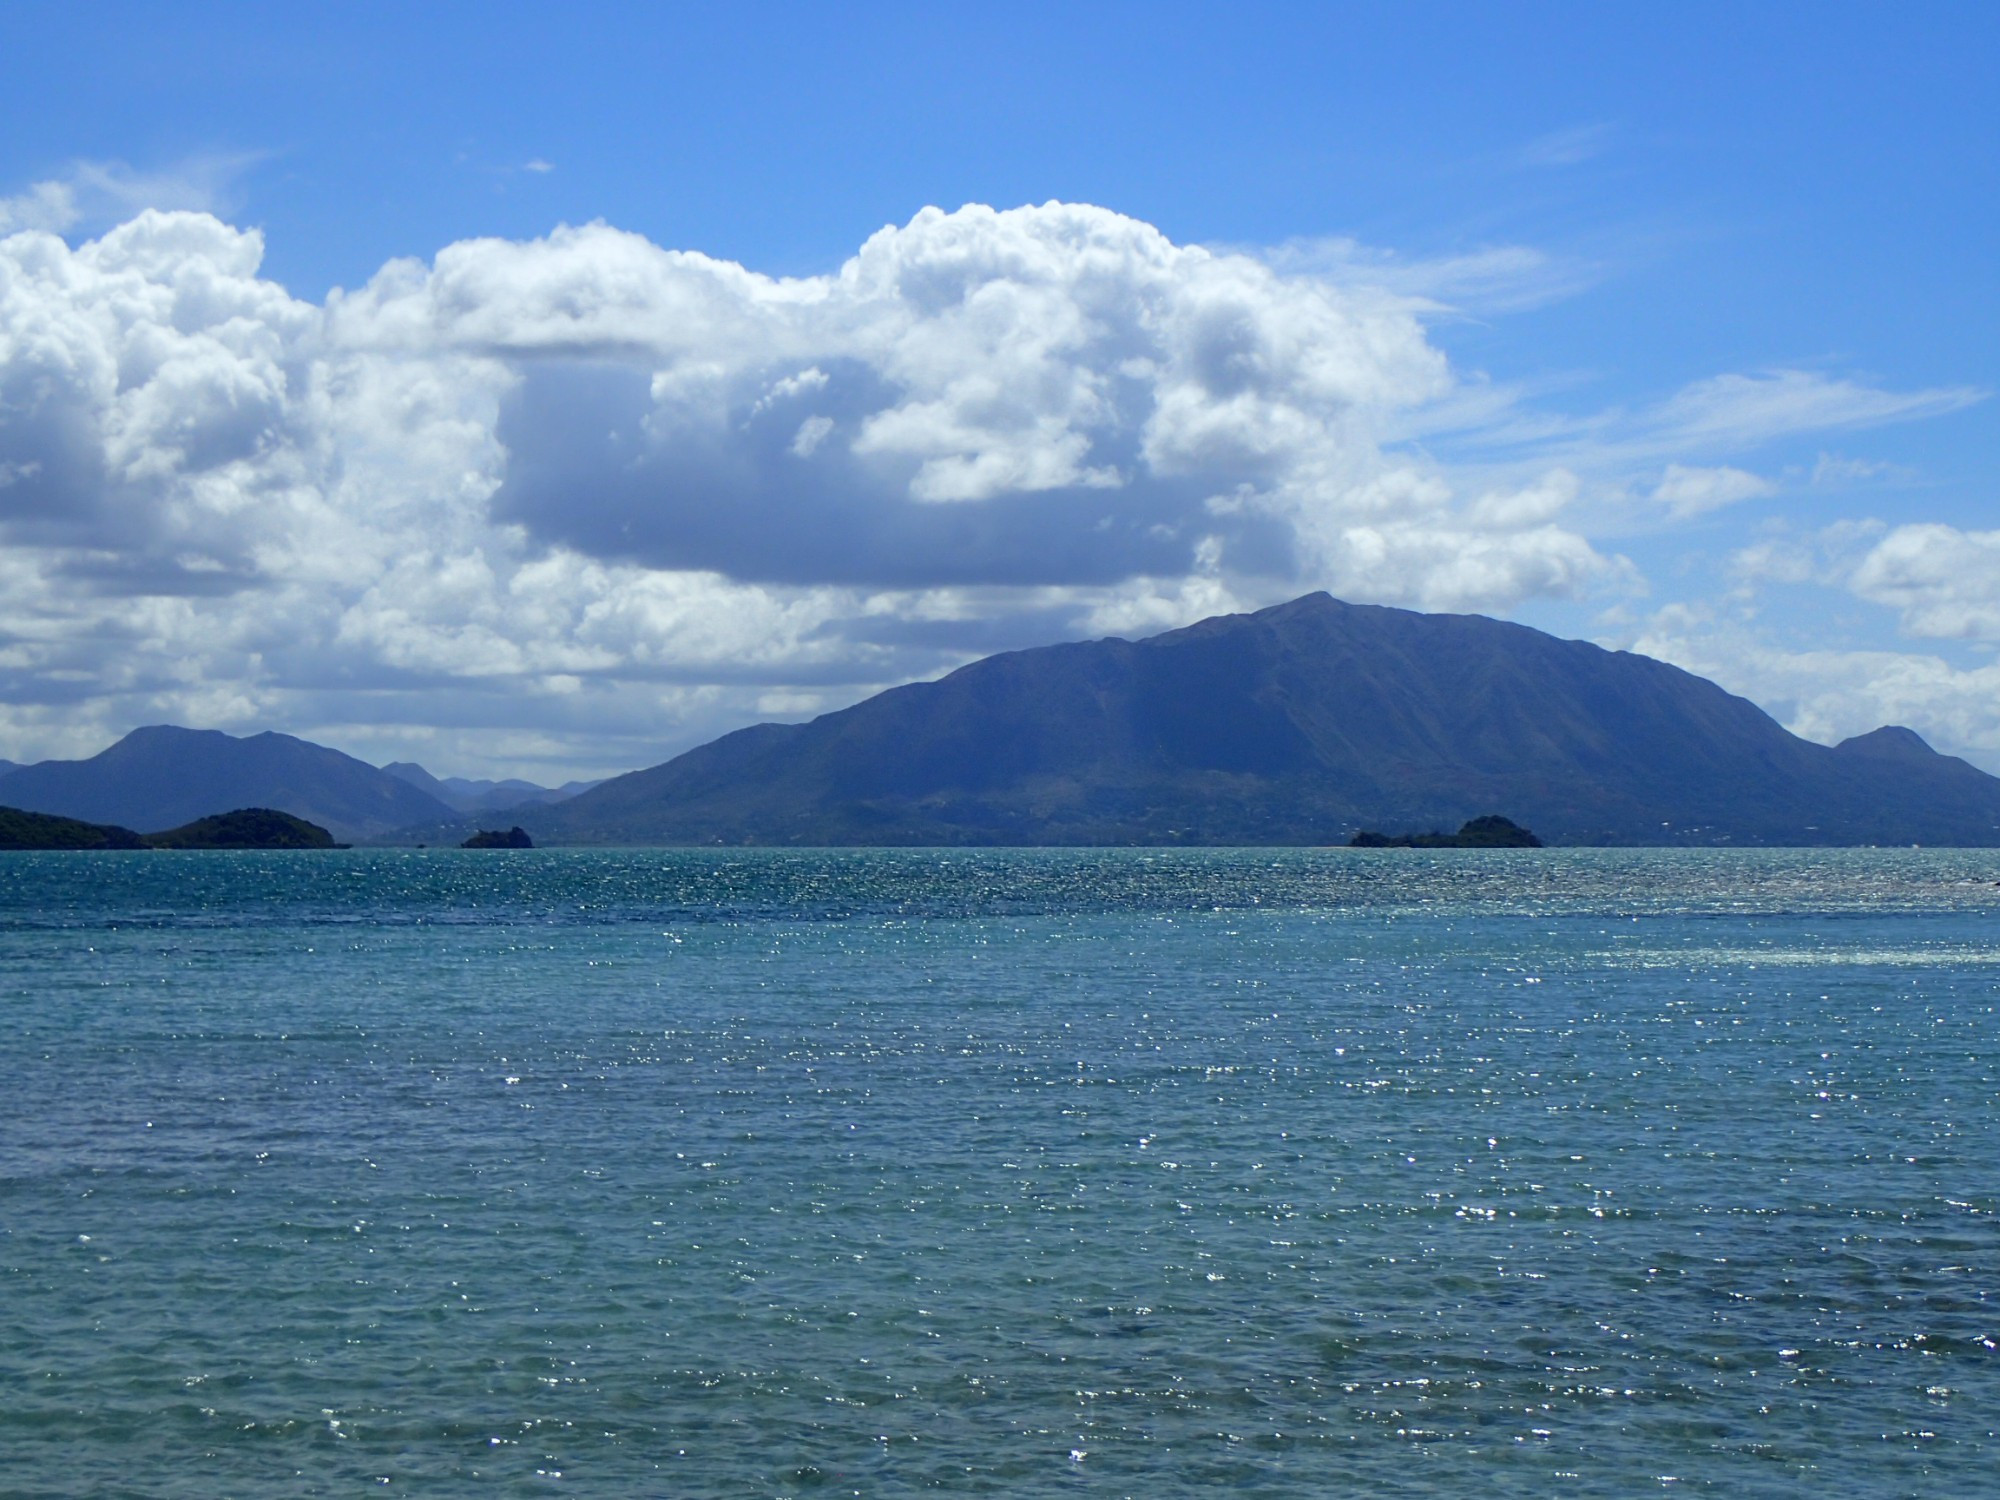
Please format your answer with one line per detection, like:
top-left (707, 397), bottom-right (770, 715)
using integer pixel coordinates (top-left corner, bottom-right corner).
top-left (0, 806), bottom-right (150, 850)
top-left (0, 727), bottom-right (455, 842)
top-left (383, 762), bottom-right (602, 814)
top-left (4, 594), bottom-right (1999, 847)
top-left (521, 593), bottom-right (2000, 847)
top-left (0, 805), bottom-right (338, 851)
top-left (0, 728), bottom-right (592, 843)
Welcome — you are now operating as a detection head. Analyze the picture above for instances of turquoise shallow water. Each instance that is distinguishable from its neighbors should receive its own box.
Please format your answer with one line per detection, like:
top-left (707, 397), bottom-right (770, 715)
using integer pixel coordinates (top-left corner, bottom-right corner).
top-left (2, 848), bottom-right (1997, 1496)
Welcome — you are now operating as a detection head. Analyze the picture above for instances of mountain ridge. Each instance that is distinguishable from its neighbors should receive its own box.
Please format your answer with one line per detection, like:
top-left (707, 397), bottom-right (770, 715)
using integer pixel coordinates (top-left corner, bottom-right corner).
top-left (518, 593), bottom-right (2000, 846)
top-left (5, 596), bottom-right (1997, 847)
top-left (0, 726), bottom-right (457, 841)
top-left (381, 761), bottom-right (601, 814)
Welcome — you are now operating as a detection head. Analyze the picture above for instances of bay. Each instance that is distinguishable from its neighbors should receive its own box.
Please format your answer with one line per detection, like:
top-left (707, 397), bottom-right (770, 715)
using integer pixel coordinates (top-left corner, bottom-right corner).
top-left (2, 848), bottom-right (1996, 1496)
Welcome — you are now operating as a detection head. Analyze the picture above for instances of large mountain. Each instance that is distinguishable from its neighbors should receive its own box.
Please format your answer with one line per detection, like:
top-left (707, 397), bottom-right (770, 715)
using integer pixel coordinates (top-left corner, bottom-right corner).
top-left (0, 726), bottom-right (458, 841)
top-left (520, 593), bottom-right (2000, 846)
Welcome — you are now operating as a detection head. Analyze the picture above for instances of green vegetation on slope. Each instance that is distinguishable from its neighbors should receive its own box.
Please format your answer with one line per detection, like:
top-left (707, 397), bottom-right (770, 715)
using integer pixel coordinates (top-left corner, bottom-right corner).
top-left (0, 806), bottom-right (146, 849)
top-left (0, 804), bottom-right (338, 850)
top-left (143, 808), bottom-right (339, 849)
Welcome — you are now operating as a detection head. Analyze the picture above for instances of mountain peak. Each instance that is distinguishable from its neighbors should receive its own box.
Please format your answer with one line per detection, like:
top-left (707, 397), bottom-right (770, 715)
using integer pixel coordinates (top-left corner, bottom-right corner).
top-left (117, 723), bottom-right (230, 746)
top-left (383, 760), bottom-right (447, 789)
top-left (1834, 725), bottom-right (1938, 760)
top-left (382, 758), bottom-right (595, 814)
top-left (1260, 590), bottom-right (1340, 617)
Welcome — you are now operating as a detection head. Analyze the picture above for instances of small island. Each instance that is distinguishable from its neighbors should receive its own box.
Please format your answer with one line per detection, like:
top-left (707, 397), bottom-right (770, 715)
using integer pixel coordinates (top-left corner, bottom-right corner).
top-left (461, 826), bottom-right (534, 848)
top-left (144, 808), bottom-right (341, 849)
top-left (0, 804), bottom-right (340, 850)
top-left (1349, 814), bottom-right (1543, 849)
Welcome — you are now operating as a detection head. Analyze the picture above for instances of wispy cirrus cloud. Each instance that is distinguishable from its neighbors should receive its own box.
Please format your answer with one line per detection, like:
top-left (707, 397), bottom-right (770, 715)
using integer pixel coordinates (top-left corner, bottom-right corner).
top-left (1260, 236), bottom-right (1600, 316)
top-left (1808, 451), bottom-right (1911, 488)
top-left (1416, 368), bottom-right (1986, 531)
top-left (1645, 369), bottom-right (1984, 449)
top-left (0, 153), bottom-right (268, 239)
top-left (0, 180), bottom-right (79, 234)
top-left (1513, 122), bottom-right (1618, 169)
top-left (1451, 369), bottom-right (1985, 462)
top-left (1651, 463), bottom-right (1775, 518)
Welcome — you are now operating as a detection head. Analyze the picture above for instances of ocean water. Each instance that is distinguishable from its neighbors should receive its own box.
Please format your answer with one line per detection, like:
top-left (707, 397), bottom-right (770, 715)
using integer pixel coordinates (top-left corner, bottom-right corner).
top-left (1, 848), bottom-right (1996, 1498)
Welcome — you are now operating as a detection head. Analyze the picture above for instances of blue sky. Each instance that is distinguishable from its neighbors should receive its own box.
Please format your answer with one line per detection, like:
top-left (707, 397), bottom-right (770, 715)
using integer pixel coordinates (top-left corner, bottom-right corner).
top-left (1, 2), bottom-right (1994, 777)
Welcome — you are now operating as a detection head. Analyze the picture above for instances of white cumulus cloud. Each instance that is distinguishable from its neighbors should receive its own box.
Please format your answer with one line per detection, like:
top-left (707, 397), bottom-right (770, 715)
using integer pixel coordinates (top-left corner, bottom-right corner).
top-left (324, 201), bottom-right (1518, 594)
top-left (1651, 463), bottom-right (1775, 518)
top-left (1848, 524), bottom-right (2000, 640)
top-left (0, 181), bottom-right (79, 235)
top-left (1634, 607), bottom-right (2000, 773)
top-left (24, 198), bottom-right (1974, 781)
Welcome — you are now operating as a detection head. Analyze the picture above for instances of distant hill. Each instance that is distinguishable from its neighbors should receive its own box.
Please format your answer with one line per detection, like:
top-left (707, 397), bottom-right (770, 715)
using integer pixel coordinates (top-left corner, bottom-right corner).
top-left (0, 759), bottom-right (18, 780)
top-left (0, 727), bottom-right (457, 842)
top-left (382, 761), bottom-right (601, 813)
top-left (0, 803), bottom-right (340, 850)
top-left (518, 593), bottom-right (2000, 846)
top-left (0, 806), bottom-right (147, 850)
top-left (144, 808), bottom-right (340, 849)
